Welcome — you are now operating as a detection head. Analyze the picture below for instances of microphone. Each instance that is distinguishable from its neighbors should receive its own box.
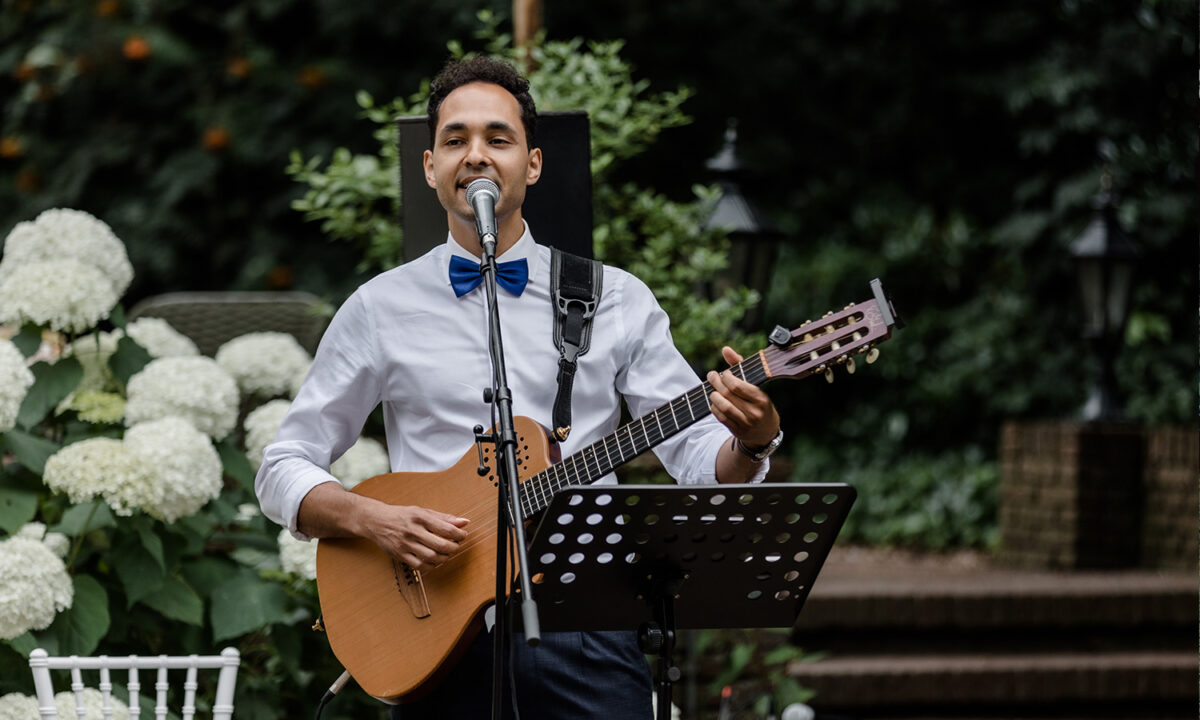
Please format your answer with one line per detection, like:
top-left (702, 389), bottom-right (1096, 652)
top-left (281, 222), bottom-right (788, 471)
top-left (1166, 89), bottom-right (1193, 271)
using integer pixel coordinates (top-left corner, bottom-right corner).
top-left (465, 178), bottom-right (499, 247)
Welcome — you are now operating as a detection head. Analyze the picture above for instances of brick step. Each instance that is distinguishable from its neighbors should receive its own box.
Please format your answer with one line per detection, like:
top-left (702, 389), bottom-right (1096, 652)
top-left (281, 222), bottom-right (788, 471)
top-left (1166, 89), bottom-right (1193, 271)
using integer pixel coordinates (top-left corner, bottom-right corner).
top-left (796, 551), bottom-right (1197, 633)
top-left (789, 650), bottom-right (1198, 714)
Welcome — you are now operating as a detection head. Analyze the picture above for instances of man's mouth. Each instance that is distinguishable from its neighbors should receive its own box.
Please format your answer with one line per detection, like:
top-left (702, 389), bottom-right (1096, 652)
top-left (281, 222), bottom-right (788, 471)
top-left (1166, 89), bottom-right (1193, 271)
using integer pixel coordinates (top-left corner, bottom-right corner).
top-left (457, 176), bottom-right (494, 190)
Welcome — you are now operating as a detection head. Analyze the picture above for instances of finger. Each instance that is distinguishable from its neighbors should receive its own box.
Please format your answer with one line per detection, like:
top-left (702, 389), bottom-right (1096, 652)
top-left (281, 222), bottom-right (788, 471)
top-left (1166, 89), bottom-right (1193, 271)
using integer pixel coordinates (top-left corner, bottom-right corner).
top-left (720, 368), bottom-right (767, 402)
top-left (414, 508), bottom-right (470, 541)
top-left (721, 345), bottom-right (744, 366)
top-left (709, 387), bottom-right (750, 431)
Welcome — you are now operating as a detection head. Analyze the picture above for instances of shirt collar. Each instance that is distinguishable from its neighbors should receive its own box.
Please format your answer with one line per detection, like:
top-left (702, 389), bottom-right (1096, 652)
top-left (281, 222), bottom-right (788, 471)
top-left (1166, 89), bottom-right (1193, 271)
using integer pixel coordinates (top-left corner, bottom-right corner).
top-left (444, 221), bottom-right (542, 290)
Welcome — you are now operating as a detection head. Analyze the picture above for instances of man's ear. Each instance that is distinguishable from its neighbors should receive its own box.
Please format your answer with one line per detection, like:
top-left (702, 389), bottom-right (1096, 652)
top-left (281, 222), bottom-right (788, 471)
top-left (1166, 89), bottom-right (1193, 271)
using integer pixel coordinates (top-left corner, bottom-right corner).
top-left (423, 149), bottom-right (437, 189)
top-left (525, 147), bottom-right (543, 187)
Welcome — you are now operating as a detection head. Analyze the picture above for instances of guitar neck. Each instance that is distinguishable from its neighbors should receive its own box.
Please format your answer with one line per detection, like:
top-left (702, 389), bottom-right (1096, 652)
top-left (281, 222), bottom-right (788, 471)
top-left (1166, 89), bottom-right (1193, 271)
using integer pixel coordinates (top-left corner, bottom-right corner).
top-left (519, 352), bottom-right (769, 518)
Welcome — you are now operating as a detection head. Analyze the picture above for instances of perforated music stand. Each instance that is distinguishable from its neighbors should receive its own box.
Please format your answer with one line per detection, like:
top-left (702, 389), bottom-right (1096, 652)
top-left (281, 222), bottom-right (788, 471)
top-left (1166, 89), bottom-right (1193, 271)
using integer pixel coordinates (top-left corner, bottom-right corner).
top-left (525, 483), bottom-right (856, 720)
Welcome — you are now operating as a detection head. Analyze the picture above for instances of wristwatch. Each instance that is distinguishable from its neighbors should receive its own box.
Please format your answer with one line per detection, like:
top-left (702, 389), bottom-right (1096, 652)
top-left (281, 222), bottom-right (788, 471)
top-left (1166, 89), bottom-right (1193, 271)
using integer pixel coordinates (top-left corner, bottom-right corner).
top-left (736, 428), bottom-right (784, 463)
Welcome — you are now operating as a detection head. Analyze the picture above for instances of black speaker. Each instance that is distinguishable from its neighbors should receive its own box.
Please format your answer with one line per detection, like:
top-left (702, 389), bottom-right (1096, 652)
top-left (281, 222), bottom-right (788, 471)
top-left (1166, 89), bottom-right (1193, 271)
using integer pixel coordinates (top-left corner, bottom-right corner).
top-left (397, 111), bottom-right (593, 261)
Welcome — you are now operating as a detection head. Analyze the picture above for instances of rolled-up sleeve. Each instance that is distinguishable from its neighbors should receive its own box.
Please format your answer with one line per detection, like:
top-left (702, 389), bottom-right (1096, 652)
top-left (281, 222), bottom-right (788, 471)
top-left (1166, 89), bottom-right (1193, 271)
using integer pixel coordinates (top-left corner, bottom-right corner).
top-left (255, 291), bottom-right (384, 537)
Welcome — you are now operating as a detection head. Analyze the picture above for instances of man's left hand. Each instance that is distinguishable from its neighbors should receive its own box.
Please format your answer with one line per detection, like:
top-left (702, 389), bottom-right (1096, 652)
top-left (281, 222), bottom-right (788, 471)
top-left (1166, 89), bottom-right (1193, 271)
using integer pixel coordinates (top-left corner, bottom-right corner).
top-left (707, 345), bottom-right (780, 449)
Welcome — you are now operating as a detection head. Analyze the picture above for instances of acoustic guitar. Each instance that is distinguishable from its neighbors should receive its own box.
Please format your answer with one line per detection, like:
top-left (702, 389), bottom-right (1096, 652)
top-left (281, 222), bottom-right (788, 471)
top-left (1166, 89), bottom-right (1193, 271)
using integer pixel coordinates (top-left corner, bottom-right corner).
top-left (315, 279), bottom-right (899, 702)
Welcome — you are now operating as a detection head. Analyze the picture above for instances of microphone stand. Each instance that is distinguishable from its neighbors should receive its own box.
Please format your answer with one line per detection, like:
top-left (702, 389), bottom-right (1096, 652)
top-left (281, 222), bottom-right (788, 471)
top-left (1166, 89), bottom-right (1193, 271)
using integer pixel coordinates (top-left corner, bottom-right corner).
top-left (477, 229), bottom-right (541, 720)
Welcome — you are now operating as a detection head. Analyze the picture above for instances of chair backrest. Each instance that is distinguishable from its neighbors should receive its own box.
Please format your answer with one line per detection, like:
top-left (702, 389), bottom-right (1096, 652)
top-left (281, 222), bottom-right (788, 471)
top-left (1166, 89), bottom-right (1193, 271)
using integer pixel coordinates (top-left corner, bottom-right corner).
top-left (28, 647), bottom-right (240, 720)
top-left (396, 110), bottom-right (595, 261)
top-left (126, 291), bottom-right (328, 357)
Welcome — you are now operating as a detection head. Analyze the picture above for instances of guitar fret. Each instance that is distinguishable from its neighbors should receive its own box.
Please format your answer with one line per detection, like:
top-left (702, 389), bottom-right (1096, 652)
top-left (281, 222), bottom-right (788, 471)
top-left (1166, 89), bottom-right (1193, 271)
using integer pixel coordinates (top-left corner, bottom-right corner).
top-left (652, 406), bottom-right (666, 442)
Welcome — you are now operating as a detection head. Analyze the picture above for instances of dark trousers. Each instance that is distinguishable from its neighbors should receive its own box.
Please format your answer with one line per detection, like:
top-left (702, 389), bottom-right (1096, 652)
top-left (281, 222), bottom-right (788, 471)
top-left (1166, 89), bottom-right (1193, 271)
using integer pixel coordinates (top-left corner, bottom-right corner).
top-left (390, 629), bottom-right (652, 720)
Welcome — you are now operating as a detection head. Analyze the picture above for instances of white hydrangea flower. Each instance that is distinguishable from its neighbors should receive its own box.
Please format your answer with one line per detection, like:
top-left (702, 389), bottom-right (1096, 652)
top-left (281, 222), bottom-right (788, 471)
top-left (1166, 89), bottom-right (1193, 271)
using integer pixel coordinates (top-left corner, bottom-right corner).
top-left (55, 688), bottom-right (130, 720)
top-left (331, 437), bottom-right (390, 490)
top-left (243, 399), bottom-right (291, 472)
top-left (0, 208), bottom-right (133, 297)
top-left (234, 503), bottom-right (261, 524)
top-left (14, 522), bottom-right (69, 558)
top-left (0, 534), bottom-right (73, 640)
top-left (0, 259), bottom-right (117, 333)
top-left (278, 529), bottom-right (317, 580)
top-left (124, 417), bottom-right (223, 523)
top-left (15, 522), bottom-right (46, 540)
top-left (124, 317), bottom-right (199, 358)
top-left (0, 693), bottom-right (39, 720)
top-left (43, 532), bottom-right (71, 559)
top-left (0, 339), bottom-right (34, 433)
top-left (125, 357), bottom-right (239, 440)
top-left (42, 438), bottom-right (161, 517)
top-left (215, 332), bottom-right (312, 398)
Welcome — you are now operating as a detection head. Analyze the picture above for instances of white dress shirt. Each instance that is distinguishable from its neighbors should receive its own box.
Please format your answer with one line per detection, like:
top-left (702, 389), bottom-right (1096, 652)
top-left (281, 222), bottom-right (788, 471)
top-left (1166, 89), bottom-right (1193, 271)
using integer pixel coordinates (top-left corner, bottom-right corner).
top-left (256, 224), bottom-right (767, 538)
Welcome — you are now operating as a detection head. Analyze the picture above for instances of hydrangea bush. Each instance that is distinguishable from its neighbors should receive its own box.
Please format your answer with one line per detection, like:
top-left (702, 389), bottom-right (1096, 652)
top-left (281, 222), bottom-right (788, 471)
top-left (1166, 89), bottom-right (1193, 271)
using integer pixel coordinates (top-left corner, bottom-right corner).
top-left (0, 209), bottom-right (385, 716)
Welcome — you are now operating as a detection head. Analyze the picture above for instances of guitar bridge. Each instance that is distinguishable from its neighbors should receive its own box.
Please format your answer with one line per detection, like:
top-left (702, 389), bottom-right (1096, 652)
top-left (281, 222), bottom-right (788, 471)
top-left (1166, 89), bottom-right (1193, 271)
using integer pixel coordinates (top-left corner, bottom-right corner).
top-left (392, 560), bottom-right (431, 619)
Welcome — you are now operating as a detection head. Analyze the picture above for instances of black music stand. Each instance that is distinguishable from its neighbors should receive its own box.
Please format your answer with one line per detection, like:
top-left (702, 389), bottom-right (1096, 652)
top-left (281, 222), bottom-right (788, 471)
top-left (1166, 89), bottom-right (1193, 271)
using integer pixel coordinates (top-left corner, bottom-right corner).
top-left (525, 483), bottom-right (856, 720)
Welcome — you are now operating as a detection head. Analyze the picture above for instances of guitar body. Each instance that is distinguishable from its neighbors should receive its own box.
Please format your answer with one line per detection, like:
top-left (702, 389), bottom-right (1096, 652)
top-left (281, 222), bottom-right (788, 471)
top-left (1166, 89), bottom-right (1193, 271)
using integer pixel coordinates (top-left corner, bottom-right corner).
top-left (315, 416), bottom-right (555, 703)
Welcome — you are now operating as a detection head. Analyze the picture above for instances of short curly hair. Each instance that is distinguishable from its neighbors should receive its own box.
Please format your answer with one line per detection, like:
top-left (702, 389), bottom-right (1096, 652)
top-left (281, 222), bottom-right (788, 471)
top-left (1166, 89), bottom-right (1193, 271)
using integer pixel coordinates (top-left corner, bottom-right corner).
top-left (426, 56), bottom-right (538, 148)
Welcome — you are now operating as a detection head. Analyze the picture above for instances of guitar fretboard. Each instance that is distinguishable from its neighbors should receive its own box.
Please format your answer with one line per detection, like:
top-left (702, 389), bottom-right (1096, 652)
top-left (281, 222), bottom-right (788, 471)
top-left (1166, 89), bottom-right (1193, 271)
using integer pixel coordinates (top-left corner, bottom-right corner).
top-left (519, 352), bottom-right (769, 518)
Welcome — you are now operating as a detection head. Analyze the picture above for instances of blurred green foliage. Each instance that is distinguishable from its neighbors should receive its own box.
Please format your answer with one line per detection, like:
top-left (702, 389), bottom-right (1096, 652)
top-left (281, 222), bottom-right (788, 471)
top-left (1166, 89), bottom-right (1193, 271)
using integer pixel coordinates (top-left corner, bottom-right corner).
top-left (550, 0), bottom-right (1194, 549)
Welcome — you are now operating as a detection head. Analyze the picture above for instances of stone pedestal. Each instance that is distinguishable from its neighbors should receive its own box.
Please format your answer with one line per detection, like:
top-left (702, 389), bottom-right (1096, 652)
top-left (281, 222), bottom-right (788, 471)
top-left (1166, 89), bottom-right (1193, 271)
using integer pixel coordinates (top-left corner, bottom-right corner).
top-left (998, 421), bottom-right (1145, 569)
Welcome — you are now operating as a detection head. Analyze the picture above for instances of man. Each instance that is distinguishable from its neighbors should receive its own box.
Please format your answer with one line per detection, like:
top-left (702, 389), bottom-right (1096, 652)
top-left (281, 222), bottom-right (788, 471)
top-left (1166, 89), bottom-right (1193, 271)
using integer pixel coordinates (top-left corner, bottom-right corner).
top-left (256, 56), bottom-right (782, 719)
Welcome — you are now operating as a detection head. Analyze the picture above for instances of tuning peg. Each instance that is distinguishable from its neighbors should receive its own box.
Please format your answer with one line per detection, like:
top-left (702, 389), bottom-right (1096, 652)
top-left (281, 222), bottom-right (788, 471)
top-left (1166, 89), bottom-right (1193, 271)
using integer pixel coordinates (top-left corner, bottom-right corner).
top-left (866, 347), bottom-right (880, 364)
top-left (844, 357), bottom-right (856, 374)
top-left (823, 367), bottom-right (835, 383)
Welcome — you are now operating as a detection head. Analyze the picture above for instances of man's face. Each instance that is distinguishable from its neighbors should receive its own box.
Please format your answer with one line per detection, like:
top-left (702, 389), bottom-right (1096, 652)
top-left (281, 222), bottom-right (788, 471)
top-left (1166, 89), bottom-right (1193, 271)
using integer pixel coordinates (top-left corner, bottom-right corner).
top-left (423, 82), bottom-right (542, 228)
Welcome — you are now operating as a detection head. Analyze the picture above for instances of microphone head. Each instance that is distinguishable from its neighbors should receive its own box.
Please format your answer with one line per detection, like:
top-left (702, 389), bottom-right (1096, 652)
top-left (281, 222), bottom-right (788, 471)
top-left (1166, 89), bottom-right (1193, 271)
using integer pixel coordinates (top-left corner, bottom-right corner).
top-left (465, 178), bottom-right (499, 206)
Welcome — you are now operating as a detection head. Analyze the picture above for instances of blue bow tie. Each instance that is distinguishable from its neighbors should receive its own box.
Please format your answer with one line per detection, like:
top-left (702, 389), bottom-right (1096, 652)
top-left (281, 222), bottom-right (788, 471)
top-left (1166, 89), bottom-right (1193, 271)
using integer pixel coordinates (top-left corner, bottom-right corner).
top-left (449, 255), bottom-right (529, 297)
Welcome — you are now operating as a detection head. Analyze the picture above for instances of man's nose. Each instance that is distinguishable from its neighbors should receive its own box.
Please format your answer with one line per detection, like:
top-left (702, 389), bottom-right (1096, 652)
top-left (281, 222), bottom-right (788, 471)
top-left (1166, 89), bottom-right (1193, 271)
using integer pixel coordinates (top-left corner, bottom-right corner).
top-left (464, 139), bottom-right (489, 167)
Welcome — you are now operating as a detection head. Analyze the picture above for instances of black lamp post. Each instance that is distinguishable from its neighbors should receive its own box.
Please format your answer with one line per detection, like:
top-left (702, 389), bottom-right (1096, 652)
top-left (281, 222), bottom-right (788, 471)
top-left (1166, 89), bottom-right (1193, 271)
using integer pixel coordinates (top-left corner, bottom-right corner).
top-left (1068, 175), bottom-right (1140, 422)
top-left (703, 121), bottom-right (783, 331)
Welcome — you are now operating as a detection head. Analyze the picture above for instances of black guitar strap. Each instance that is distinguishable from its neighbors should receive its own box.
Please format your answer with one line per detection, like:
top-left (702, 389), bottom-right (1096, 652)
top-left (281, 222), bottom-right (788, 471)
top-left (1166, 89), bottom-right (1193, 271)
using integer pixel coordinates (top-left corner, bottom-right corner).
top-left (550, 247), bottom-right (603, 442)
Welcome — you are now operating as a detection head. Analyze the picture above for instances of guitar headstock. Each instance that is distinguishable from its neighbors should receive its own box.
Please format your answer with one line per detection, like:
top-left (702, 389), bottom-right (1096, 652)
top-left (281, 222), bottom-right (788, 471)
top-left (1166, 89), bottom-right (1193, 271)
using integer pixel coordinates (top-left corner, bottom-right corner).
top-left (761, 278), bottom-right (900, 383)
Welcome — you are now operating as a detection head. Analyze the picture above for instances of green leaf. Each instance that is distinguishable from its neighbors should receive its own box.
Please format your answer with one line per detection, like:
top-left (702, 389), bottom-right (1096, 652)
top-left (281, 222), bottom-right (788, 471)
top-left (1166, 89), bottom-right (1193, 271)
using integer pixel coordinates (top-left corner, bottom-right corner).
top-left (0, 487), bottom-right (38, 534)
top-left (216, 437), bottom-right (256, 491)
top-left (1, 429), bottom-right (61, 475)
top-left (52, 501), bottom-right (117, 535)
top-left (182, 556), bottom-right (238, 600)
top-left (42, 575), bottom-right (109, 656)
top-left (133, 518), bottom-right (165, 570)
top-left (108, 336), bottom-right (152, 386)
top-left (140, 575), bottom-right (204, 626)
top-left (210, 569), bottom-right (288, 641)
top-left (109, 303), bottom-right (127, 330)
top-left (16, 357), bottom-right (83, 429)
top-left (10, 324), bottom-right (42, 357)
top-left (6, 632), bottom-right (37, 657)
top-left (112, 543), bottom-right (166, 607)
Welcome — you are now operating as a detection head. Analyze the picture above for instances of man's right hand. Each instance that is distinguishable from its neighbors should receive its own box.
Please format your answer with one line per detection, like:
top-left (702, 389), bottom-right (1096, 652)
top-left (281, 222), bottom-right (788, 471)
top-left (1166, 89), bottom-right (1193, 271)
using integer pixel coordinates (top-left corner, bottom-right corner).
top-left (361, 503), bottom-right (470, 570)
top-left (295, 482), bottom-right (469, 570)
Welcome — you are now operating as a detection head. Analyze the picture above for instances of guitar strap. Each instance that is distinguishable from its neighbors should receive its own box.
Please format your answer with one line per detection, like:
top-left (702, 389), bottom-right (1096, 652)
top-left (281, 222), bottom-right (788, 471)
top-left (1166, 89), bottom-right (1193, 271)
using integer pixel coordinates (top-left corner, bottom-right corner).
top-left (549, 246), bottom-right (603, 442)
